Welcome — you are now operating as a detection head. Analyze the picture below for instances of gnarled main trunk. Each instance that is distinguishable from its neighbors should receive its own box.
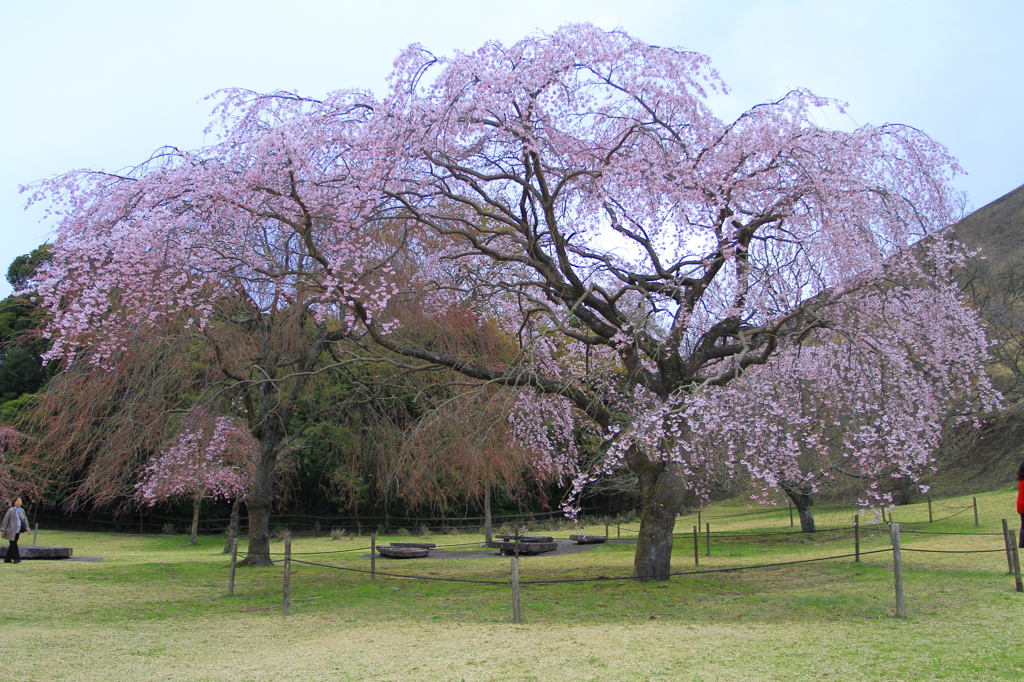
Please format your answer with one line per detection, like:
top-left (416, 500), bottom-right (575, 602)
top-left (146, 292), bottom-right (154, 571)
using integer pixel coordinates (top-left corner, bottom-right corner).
top-left (628, 449), bottom-right (688, 581)
top-left (781, 482), bottom-right (816, 533)
top-left (236, 318), bottom-right (324, 567)
top-left (240, 427), bottom-right (285, 566)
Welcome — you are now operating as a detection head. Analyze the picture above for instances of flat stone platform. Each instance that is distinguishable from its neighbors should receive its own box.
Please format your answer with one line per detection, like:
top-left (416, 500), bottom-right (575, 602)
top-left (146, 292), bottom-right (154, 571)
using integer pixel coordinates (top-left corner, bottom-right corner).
top-left (388, 542), bottom-right (437, 549)
top-left (498, 541), bottom-right (558, 555)
top-left (376, 546), bottom-right (429, 559)
top-left (569, 535), bottom-right (607, 544)
top-left (494, 534), bottom-right (554, 543)
top-left (0, 545), bottom-right (73, 560)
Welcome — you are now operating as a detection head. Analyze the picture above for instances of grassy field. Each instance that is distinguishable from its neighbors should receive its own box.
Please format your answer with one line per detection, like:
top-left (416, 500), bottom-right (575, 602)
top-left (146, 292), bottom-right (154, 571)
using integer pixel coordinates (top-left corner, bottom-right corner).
top-left (5, 488), bottom-right (1024, 681)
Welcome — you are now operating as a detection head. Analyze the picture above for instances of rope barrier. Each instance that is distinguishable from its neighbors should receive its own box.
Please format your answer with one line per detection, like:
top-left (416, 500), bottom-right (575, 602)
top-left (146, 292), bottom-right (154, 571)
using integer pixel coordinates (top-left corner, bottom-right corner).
top-left (899, 547), bottom-right (1007, 554)
top-left (894, 506), bottom-right (973, 524)
top-left (289, 558), bottom-right (509, 584)
top-left (694, 503), bottom-right (854, 521)
top-left (901, 529), bottom-right (1002, 536)
top-left (931, 502), bottom-right (974, 511)
top-left (277, 546), bottom-right (374, 556)
top-left (266, 548), bottom-right (900, 586)
top-left (227, 540), bottom-right (485, 558)
top-left (659, 524), bottom-right (865, 540)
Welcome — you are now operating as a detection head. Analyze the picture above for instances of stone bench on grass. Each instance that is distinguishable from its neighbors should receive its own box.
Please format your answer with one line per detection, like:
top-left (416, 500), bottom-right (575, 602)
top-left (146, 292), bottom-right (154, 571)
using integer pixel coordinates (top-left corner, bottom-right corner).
top-left (494, 534), bottom-right (554, 543)
top-left (388, 542), bottom-right (436, 549)
top-left (498, 541), bottom-right (558, 555)
top-left (0, 546), bottom-right (73, 560)
top-left (569, 535), bottom-right (607, 544)
top-left (376, 545), bottom-right (429, 559)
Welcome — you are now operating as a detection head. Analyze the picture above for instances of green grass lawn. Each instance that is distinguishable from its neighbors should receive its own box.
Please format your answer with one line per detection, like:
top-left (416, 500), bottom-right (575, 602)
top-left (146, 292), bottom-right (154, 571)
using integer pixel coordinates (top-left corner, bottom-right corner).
top-left (5, 488), bottom-right (1024, 681)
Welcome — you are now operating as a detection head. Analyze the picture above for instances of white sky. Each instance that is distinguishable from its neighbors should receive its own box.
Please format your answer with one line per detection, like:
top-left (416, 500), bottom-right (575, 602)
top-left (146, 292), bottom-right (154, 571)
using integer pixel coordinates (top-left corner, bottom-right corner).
top-left (1, 0), bottom-right (1021, 298)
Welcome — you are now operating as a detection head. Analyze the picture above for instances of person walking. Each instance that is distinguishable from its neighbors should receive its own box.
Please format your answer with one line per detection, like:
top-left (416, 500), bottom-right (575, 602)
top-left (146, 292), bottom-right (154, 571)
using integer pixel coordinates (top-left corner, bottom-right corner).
top-left (2, 497), bottom-right (29, 563)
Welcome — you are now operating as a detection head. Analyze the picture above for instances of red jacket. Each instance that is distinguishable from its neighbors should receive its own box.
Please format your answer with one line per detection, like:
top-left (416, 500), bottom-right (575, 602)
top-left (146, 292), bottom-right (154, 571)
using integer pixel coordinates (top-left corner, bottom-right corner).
top-left (1017, 480), bottom-right (1024, 515)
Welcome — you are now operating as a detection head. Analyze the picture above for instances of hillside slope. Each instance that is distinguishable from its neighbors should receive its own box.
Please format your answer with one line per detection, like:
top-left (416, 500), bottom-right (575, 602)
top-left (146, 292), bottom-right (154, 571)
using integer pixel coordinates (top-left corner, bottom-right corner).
top-left (930, 182), bottom-right (1024, 495)
top-left (950, 183), bottom-right (1024, 268)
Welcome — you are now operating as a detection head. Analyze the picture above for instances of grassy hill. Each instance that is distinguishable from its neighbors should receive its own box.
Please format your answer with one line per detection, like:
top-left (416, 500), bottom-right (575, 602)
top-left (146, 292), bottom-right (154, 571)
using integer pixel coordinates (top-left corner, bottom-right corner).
top-left (927, 182), bottom-right (1024, 496)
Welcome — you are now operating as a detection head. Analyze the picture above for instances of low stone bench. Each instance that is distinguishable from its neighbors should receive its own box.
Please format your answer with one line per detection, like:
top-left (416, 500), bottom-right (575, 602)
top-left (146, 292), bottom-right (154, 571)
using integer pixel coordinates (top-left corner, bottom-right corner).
top-left (388, 542), bottom-right (437, 549)
top-left (376, 546), bottom-right (429, 559)
top-left (494, 535), bottom-right (554, 543)
top-left (0, 545), bottom-right (73, 560)
top-left (569, 535), bottom-right (607, 544)
top-left (498, 541), bottom-right (558, 555)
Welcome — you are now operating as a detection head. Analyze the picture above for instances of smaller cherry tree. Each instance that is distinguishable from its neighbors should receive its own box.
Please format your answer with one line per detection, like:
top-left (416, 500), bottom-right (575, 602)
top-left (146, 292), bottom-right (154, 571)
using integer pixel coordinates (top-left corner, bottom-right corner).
top-left (136, 414), bottom-right (255, 545)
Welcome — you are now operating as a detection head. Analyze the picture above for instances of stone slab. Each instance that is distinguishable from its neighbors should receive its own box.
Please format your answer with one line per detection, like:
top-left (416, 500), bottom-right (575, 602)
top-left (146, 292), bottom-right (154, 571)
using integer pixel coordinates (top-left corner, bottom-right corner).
top-left (376, 546), bottom-right (429, 558)
top-left (0, 545), bottom-right (73, 560)
top-left (494, 535), bottom-right (554, 543)
top-left (569, 535), bottom-right (607, 544)
top-left (498, 541), bottom-right (558, 555)
top-left (388, 542), bottom-right (437, 549)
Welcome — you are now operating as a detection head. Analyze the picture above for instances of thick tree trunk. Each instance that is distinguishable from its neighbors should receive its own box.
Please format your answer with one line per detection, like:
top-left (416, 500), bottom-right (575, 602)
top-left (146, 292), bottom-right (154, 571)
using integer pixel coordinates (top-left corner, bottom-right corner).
top-left (189, 495), bottom-right (201, 545)
top-left (483, 486), bottom-right (493, 545)
top-left (899, 477), bottom-right (912, 505)
top-left (240, 419), bottom-right (290, 566)
top-left (628, 449), bottom-right (688, 581)
top-left (223, 497), bottom-right (241, 554)
top-left (237, 317), bottom-right (323, 567)
top-left (781, 483), bottom-right (816, 533)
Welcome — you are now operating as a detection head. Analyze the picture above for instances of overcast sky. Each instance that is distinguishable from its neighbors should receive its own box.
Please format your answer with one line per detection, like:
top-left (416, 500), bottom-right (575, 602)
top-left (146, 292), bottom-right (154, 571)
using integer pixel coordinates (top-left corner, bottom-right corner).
top-left (2, 0), bottom-right (1021, 298)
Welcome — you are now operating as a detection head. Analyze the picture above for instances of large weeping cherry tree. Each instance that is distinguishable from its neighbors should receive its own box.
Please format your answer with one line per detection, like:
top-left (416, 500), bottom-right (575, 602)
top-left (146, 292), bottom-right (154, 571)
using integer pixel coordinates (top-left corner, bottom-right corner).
top-left (30, 24), bottom-right (995, 578)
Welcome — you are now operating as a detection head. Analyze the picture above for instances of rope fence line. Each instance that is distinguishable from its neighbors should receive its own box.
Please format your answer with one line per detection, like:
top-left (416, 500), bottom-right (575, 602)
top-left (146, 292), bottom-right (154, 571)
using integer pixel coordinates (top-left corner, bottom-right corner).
top-left (244, 543), bottom-right (1005, 585)
top-left (241, 529), bottom-right (1003, 562)
top-left (249, 547), bottom-right (902, 586)
top-left (892, 505), bottom-right (974, 525)
top-left (900, 548), bottom-right (1007, 554)
top-left (229, 519), bottom-right (1024, 623)
top-left (931, 500), bottom-right (977, 511)
top-left (241, 540), bottom-right (484, 558)
top-left (902, 529), bottom-right (1003, 536)
top-left (244, 523), bottom-right (1002, 560)
top-left (288, 558), bottom-right (510, 585)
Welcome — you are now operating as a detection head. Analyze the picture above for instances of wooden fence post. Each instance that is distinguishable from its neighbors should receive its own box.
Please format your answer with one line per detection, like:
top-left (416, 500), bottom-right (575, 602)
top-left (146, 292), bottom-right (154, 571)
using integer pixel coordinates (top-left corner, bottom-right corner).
top-left (511, 554), bottom-right (522, 623)
top-left (1003, 519), bottom-right (1014, 573)
top-left (973, 497), bottom-right (979, 527)
top-left (881, 507), bottom-right (886, 525)
top-left (697, 510), bottom-right (701, 529)
top-left (854, 515), bottom-right (860, 563)
top-left (890, 522), bottom-right (905, 618)
top-left (512, 527), bottom-right (522, 622)
top-left (693, 526), bottom-right (699, 566)
top-left (605, 519), bottom-right (609, 541)
top-left (228, 538), bottom-right (238, 596)
top-left (928, 497), bottom-right (933, 523)
top-left (617, 523), bottom-right (620, 540)
top-left (789, 500), bottom-right (794, 527)
top-left (370, 533), bottom-right (376, 581)
top-left (1011, 530), bottom-right (1024, 594)
top-left (705, 522), bottom-right (710, 557)
top-left (283, 536), bottom-right (292, 615)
